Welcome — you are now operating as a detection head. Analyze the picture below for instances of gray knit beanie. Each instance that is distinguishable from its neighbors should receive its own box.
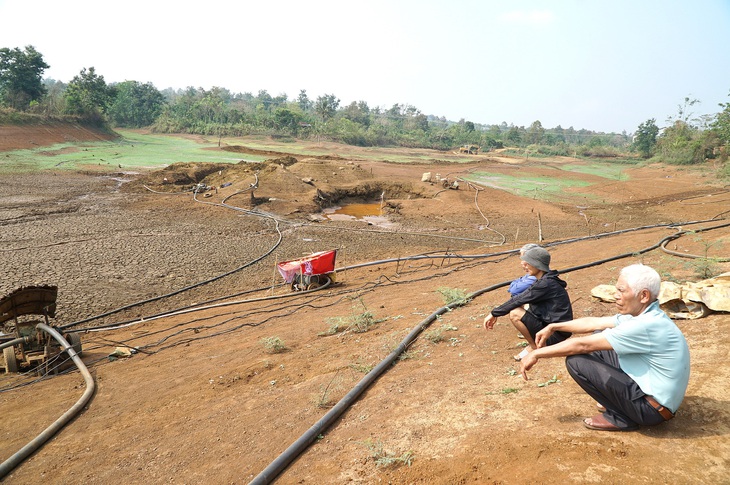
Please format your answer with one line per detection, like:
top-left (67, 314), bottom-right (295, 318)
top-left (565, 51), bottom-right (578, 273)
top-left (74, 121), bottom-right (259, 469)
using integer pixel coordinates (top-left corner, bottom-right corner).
top-left (521, 247), bottom-right (551, 272)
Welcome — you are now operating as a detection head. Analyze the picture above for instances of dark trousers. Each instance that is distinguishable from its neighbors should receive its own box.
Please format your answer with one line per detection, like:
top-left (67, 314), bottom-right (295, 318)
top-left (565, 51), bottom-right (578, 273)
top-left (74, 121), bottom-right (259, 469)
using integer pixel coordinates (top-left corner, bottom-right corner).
top-left (565, 349), bottom-right (666, 429)
top-left (521, 311), bottom-right (571, 346)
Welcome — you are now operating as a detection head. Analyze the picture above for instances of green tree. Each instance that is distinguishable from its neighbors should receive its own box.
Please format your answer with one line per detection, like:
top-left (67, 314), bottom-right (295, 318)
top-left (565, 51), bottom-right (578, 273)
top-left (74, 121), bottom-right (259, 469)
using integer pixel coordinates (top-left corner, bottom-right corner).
top-left (335, 118), bottom-right (369, 145)
top-left (255, 89), bottom-right (273, 112)
top-left (40, 78), bottom-right (66, 115)
top-left (543, 132), bottom-right (565, 145)
top-left (199, 87), bottom-right (227, 123)
top-left (108, 81), bottom-right (165, 127)
top-left (409, 113), bottom-right (429, 132)
top-left (711, 90), bottom-right (730, 146)
top-left (64, 67), bottom-right (112, 117)
top-left (0, 45), bottom-right (49, 110)
top-left (271, 92), bottom-right (288, 110)
top-left (653, 96), bottom-right (707, 164)
top-left (671, 96), bottom-right (700, 125)
top-left (445, 119), bottom-right (479, 148)
top-left (342, 100), bottom-right (371, 126)
top-left (587, 135), bottom-right (604, 148)
top-left (526, 120), bottom-right (545, 145)
top-left (656, 120), bottom-right (702, 164)
top-left (402, 105), bottom-right (428, 132)
top-left (632, 118), bottom-right (659, 158)
top-left (505, 126), bottom-right (523, 146)
top-left (297, 89), bottom-right (312, 112)
top-left (273, 107), bottom-right (302, 134)
top-left (314, 93), bottom-right (340, 122)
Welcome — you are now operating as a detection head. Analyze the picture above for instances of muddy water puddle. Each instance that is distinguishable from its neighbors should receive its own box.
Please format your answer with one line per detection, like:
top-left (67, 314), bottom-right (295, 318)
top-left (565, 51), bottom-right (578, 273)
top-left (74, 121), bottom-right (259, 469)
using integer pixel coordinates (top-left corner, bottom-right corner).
top-left (321, 202), bottom-right (395, 228)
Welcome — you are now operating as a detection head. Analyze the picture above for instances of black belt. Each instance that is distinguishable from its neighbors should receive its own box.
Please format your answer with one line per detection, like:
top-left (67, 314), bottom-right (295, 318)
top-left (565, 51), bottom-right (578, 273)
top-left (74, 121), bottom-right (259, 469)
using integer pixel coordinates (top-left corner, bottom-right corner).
top-left (645, 395), bottom-right (674, 421)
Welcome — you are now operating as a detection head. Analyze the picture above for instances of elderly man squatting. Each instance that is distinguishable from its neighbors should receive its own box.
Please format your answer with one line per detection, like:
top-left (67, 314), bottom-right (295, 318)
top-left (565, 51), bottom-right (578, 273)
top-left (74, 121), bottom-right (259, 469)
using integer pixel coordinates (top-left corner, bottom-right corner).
top-left (520, 263), bottom-right (690, 431)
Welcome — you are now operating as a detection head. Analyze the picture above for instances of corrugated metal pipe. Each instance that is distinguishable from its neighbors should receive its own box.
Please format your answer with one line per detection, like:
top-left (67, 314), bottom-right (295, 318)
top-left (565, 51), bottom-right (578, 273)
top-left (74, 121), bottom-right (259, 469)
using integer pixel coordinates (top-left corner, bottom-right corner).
top-left (0, 337), bottom-right (27, 351)
top-left (0, 325), bottom-right (95, 480)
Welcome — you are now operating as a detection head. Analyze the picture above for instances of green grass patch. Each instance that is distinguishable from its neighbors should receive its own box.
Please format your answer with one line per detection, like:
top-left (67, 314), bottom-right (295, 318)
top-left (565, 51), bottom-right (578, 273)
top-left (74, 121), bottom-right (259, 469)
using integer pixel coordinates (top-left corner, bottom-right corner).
top-left (561, 163), bottom-right (637, 180)
top-left (0, 129), bottom-right (268, 174)
top-left (463, 171), bottom-right (592, 201)
top-left (537, 375), bottom-right (561, 387)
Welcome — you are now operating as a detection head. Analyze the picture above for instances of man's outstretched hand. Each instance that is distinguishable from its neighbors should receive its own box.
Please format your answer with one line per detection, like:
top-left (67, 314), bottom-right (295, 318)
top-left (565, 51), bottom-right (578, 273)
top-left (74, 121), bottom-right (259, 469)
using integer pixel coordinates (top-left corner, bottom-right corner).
top-left (534, 326), bottom-right (553, 348)
top-left (520, 352), bottom-right (538, 381)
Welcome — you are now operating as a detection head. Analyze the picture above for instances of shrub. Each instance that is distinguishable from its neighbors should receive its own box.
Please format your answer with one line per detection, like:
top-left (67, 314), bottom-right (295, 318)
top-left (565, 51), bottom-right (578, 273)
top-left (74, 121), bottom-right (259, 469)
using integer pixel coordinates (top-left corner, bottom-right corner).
top-left (321, 299), bottom-right (385, 335)
top-left (423, 324), bottom-right (458, 344)
top-left (436, 287), bottom-right (471, 306)
top-left (358, 439), bottom-right (413, 468)
top-left (260, 336), bottom-right (287, 353)
top-left (683, 234), bottom-right (724, 279)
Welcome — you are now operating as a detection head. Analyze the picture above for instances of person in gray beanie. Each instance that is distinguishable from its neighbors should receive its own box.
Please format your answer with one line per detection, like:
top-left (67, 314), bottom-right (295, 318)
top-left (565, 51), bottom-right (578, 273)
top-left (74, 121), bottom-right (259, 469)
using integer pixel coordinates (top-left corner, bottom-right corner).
top-left (507, 243), bottom-right (540, 297)
top-left (483, 246), bottom-right (573, 361)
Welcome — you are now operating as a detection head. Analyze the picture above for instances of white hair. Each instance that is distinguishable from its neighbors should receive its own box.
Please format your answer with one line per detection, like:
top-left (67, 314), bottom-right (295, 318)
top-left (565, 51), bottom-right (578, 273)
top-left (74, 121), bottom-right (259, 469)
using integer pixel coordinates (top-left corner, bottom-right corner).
top-left (519, 243), bottom-right (540, 255)
top-left (619, 264), bottom-right (661, 300)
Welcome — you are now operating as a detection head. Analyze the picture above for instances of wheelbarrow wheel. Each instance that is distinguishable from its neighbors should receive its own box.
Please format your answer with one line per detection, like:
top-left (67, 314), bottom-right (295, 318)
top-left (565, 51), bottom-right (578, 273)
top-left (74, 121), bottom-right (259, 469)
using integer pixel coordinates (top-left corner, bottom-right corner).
top-left (3, 346), bottom-right (18, 373)
top-left (306, 275), bottom-right (330, 291)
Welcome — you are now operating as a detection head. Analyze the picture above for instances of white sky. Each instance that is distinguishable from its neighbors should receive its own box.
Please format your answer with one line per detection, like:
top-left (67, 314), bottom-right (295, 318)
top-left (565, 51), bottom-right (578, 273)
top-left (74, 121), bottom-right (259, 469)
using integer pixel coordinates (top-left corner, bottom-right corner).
top-left (1, 0), bottom-right (729, 133)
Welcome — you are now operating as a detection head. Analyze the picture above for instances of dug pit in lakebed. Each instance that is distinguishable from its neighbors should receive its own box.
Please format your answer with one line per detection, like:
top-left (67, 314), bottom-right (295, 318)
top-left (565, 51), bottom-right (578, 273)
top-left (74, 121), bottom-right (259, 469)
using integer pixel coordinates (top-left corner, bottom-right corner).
top-left (320, 200), bottom-right (400, 228)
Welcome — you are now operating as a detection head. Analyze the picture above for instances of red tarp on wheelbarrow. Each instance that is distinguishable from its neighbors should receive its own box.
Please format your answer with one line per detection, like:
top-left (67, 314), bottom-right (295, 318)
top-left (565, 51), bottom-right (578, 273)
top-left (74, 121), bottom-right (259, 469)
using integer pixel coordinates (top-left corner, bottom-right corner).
top-left (276, 250), bottom-right (337, 283)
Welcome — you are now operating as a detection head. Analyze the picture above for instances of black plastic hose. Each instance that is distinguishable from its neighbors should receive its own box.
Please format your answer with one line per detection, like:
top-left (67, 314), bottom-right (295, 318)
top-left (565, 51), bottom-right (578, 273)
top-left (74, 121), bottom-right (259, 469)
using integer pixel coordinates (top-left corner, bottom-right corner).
top-left (248, 295), bottom-right (478, 485)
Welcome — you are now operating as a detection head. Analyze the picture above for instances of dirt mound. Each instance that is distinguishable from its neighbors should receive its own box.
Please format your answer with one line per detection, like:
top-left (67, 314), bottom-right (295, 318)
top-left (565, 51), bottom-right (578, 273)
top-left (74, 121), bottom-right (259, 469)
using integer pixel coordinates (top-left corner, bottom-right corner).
top-left (220, 145), bottom-right (294, 158)
top-left (314, 181), bottom-right (424, 207)
top-left (0, 120), bottom-right (117, 152)
top-left (147, 162), bottom-right (230, 187)
top-left (131, 158), bottom-right (433, 216)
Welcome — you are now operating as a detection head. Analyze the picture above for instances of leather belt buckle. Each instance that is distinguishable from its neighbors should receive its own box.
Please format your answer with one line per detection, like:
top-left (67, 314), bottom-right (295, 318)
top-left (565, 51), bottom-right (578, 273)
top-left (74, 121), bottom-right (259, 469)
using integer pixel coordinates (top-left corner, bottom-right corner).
top-left (645, 395), bottom-right (674, 421)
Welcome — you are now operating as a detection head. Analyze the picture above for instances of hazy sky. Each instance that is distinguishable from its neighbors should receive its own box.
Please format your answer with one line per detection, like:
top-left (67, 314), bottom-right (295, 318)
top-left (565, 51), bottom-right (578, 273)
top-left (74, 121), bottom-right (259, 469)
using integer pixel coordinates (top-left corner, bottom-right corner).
top-left (1, 0), bottom-right (729, 133)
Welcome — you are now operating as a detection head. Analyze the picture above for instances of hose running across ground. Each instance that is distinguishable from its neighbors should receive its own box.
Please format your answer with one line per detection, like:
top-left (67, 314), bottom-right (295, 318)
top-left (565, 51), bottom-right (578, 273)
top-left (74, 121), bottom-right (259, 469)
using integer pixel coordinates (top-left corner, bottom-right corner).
top-left (249, 222), bottom-right (729, 484)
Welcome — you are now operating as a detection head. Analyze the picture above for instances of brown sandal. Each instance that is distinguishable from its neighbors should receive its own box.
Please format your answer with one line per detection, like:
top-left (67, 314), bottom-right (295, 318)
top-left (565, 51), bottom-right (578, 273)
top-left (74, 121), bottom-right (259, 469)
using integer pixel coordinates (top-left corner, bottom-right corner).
top-left (583, 414), bottom-right (638, 432)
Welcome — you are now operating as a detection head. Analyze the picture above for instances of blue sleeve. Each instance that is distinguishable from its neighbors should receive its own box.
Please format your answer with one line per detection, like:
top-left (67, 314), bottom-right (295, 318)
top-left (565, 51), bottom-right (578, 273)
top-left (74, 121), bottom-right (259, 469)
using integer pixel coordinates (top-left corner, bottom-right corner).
top-left (508, 275), bottom-right (537, 296)
top-left (494, 276), bottom-right (542, 316)
top-left (604, 322), bottom-right (651, 354)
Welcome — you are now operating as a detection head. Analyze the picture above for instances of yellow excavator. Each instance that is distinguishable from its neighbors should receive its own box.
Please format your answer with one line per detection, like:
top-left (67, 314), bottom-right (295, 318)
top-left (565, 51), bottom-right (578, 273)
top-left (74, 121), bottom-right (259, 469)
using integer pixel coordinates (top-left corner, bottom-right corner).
top-left (458, 145), bottom-right (480, 155)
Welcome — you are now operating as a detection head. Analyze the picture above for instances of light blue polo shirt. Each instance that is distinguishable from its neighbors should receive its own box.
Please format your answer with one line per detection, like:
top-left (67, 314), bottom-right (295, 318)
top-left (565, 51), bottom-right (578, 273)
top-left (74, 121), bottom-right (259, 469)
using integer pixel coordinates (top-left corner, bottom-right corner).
top-left (603, 300), bottom-right (690, 412)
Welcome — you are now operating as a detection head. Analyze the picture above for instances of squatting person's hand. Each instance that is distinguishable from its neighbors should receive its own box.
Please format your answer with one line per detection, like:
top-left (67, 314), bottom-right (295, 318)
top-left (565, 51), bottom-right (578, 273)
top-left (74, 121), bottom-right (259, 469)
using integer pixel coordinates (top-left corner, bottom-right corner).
top-left (535, 325), bottom-right (553, 348)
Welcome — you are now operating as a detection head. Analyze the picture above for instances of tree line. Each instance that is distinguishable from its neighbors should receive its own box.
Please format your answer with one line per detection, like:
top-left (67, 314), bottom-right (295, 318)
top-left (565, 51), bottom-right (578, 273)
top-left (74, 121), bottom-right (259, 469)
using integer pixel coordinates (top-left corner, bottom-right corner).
top-left (1, 45), bottom-right (729, 170)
